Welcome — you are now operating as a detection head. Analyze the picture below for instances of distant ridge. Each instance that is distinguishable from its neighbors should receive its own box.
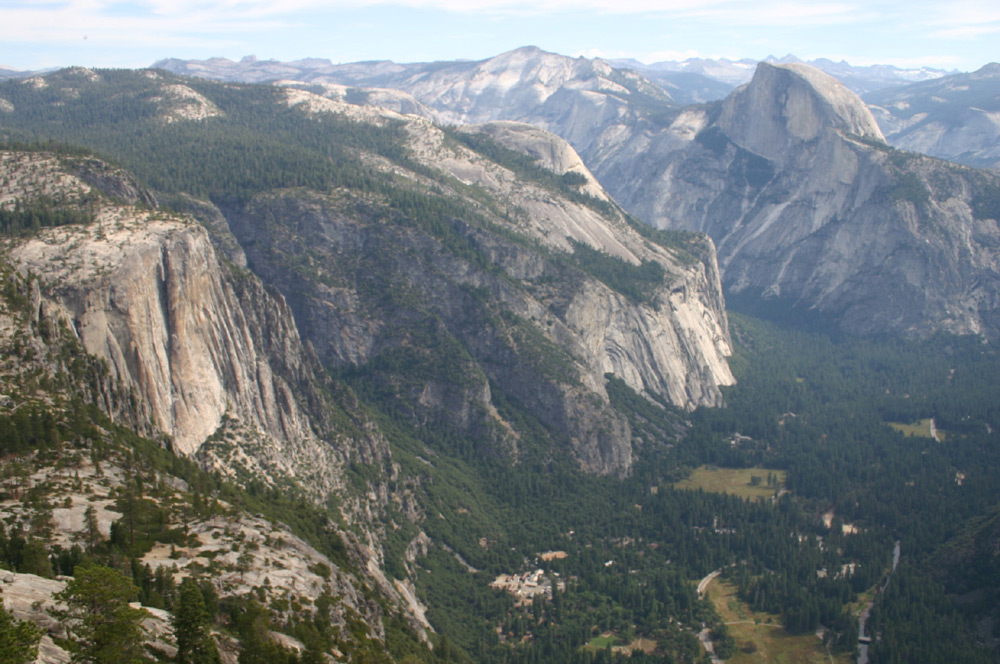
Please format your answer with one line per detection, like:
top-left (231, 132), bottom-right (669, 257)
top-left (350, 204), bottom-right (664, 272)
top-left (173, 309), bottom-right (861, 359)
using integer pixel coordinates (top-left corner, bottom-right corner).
top-left (612, 53), bottom-right (954, 96)
top-left (150, 49), bottom-right (961, 104)
top-left (865, 62), bottom-right (1000, 170)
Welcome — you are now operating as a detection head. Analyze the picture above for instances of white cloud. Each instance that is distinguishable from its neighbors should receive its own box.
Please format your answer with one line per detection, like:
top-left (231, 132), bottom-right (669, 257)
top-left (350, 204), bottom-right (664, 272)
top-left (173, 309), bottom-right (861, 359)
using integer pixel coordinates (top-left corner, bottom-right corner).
top-left (0, 1), bottom-right (291, 47)
top-left (0, 0), bottom-right (870, 27)
top-left (911, 0), bottom-right (1000, 40)
top-left (931, 24), bottom-right (1000, 39)
top-left (0, 0), bottom-right (878, 56)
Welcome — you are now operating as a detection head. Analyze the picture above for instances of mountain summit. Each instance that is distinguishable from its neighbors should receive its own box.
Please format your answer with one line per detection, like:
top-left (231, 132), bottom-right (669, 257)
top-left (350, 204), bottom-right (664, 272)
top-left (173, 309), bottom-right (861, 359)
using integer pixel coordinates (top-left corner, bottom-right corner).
top-left (719, 63), bottom-right (885, 162)
top-left (585, 62), bottom-right (1000, 339)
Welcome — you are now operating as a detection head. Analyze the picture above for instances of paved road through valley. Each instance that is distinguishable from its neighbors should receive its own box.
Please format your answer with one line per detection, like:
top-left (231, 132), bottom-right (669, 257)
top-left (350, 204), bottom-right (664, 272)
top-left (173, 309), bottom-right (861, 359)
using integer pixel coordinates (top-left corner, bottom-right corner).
top-left (858, 541), bottom-right (901, 664)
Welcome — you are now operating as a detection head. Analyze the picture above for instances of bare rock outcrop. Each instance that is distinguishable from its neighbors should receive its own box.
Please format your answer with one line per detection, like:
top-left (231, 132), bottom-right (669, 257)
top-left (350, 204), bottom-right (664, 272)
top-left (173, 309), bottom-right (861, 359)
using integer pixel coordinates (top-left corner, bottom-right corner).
top-left (585, 64), bottom-right (1000, 339)
top-left (2, 153), bottom-right (376, 496)
top-left (718, 62), bottom-right (885, 163)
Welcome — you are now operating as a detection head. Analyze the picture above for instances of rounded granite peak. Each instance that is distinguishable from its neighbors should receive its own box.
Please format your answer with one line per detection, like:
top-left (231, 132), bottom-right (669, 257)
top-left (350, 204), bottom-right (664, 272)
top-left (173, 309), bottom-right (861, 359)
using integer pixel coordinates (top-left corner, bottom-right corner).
top-left (718, 61), bottom-right (884, 161)
top-left (973, 62), bottom-right (1000, 77)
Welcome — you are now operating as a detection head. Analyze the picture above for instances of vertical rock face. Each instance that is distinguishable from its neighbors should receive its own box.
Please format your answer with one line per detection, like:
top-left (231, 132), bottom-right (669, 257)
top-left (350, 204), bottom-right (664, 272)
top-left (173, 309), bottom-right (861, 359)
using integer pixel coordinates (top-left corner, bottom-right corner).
top-left (3, 154), bottom-right (380, 498)
top-left (718, 63), bottom-right (885, 163)
top-left (581, 64), bottom-right (1000, 339)
top-left (16, 215), bottom-right (288, 456)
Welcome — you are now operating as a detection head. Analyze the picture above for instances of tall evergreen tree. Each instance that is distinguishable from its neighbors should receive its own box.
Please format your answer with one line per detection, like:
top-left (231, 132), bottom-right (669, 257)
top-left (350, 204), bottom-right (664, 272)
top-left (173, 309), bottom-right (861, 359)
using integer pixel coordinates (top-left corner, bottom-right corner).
top-left (173, 578), bottom-right (220, 664)
top-left (236, 599), bottom-right (286, 664)
top-left (0, 594), bottom-right (42, 664)
top-left (18, 538), bottom-right (53, 578)
top-left (55, 563), bottom-right (147, 664)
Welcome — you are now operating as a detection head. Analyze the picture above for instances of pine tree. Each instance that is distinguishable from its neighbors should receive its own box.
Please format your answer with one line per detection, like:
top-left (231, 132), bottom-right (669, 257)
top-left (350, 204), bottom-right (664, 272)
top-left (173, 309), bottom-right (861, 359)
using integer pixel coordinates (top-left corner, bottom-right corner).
top-left (0, 594), bottom-right (42, 664)
top-left (236, 599), bottom-right (285, 664)
top-left (83, 505), bottom-right (101, 552)
top-left (18, 538), bottom-right (53, 578)
top-left (55, 563), bottom-right (147, 664)
top-left (173, 578), bottom-right (220, 664)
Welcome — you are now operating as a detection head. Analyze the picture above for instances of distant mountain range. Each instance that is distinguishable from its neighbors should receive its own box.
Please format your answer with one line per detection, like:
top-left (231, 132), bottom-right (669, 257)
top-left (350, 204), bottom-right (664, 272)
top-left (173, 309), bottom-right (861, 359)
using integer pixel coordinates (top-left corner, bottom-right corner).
top-left (145, 46), bottom-right (1000, 339)
top-left (0, 50), bottom-right (963, 105)
top-left (866, 63), bottom-right (1000, 170)
top-left (146, 48), bottom-right (1000, 172)
top-left (146, 50), bottom-right (956, 102)
top-left (613, 53), bottom-right (952, 95)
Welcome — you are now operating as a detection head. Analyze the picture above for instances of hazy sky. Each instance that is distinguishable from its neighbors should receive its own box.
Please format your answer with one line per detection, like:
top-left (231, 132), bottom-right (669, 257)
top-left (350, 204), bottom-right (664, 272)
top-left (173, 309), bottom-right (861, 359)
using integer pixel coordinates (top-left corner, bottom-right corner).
top-left (2, 0), bottom-right (997, 72)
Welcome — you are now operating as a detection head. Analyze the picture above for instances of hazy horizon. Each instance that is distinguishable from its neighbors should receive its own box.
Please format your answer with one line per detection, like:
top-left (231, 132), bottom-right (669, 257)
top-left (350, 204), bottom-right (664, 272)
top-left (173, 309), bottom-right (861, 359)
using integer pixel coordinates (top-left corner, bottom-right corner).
top-left (1, 0), bottom-right (996, 74)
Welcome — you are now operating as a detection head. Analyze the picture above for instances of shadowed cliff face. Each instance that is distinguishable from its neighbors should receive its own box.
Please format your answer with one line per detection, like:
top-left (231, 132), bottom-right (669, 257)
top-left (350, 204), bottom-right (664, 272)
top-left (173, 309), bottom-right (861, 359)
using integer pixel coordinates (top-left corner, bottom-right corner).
top-left (221, 112), bottom-right (733, 477)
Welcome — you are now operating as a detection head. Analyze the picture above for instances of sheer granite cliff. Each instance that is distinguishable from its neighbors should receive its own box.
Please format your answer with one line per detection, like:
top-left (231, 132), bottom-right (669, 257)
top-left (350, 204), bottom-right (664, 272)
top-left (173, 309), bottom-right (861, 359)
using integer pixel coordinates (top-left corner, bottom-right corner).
top-left (2, 152), bottom-right (384, 493)
top-left (588, 63), bottom-right (1000, 339)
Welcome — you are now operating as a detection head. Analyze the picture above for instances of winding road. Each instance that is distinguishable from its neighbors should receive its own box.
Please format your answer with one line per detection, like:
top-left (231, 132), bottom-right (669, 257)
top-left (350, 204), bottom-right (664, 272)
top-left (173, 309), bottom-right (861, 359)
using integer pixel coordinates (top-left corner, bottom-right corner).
top-left (697, 569), bottom-right (723, 598)
top-left (696, 570), bottom-right (725, 664)
top-left (695, 541), bottom-right (901, 664)
top-left (857, 541), bottom-right (901, 664)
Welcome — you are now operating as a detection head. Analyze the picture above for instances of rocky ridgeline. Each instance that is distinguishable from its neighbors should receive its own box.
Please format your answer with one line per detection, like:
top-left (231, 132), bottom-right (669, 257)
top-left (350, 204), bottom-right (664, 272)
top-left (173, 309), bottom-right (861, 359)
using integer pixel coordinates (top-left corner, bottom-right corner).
top-left (866, 62), bottom-right (1000, 171)
top-left (0, 447), bottom-right (395, 663)
top-left (152, 49), bottom-right (1000, 340)
top-left (223, 91), bottom-right (733, 475)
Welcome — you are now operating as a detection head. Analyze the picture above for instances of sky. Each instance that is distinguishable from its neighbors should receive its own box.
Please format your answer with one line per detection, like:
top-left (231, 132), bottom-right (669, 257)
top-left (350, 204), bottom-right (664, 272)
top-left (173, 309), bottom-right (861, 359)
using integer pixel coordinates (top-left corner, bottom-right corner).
top-left (1, 0), bottom-right (997, 73)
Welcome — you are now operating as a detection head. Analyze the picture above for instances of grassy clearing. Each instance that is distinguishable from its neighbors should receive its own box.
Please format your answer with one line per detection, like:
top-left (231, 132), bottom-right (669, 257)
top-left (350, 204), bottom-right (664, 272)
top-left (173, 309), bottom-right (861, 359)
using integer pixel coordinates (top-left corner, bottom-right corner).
top-left (889, 419), bottom-right (943, 441)
top-left (584, 634), bottom-right (620, 651)
top-left (705, 578), bottom-right (850, 664)
top-left (615, 637), bottom-right (658, 655)
top-left (584, 634), bottom-right (657, 655)
top-left (673, 466), bottom-right (787, 502)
